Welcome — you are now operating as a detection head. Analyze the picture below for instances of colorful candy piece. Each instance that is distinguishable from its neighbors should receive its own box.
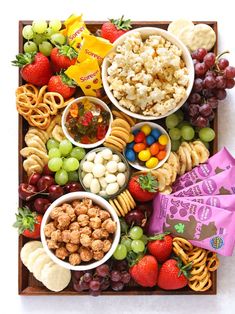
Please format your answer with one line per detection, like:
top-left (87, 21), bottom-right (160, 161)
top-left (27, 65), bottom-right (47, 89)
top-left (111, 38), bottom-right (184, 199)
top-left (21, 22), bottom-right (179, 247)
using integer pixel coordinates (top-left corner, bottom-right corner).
top-left (125, 149), bottom-right (136, 162)
top-left (128, 134), bottom-right (135, 143)
top-left (146, 135), bottom-right (155, 146)
top-left (141, 124), bottom-right (152, 136)
top-left (138, 150), bottom-right (151, 162)
top-left (150, 129), bottom-right (161, 140)
top-left (126, 142), bottom-right (135, 150)
top-left (134, 131), bottom-right (145, 143)
top-left (146, 157), bottom-right (159, 169)
top-left (158, 134), bottom-right (168, 145)
top-left (132, 129), bottom-right (139, 136)
top-left (133, 143), bottom-right (146, 153)
top-left (157, 150), bottom-right (167, 160)
top-left (150, 143), bottom-right (160, 156)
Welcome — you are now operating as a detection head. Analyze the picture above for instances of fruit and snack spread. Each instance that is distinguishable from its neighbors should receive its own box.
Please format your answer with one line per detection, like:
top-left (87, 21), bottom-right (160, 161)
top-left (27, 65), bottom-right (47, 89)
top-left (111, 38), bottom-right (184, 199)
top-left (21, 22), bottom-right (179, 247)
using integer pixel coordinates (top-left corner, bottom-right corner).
top-left (13, 14), bottom-right (235, 296)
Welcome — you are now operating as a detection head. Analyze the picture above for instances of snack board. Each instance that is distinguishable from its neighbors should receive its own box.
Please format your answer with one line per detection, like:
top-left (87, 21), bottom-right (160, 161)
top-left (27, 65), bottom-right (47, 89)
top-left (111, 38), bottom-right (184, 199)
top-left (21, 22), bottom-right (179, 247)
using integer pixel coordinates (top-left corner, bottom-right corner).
top-left (16, 19), bottom-right (220, 295)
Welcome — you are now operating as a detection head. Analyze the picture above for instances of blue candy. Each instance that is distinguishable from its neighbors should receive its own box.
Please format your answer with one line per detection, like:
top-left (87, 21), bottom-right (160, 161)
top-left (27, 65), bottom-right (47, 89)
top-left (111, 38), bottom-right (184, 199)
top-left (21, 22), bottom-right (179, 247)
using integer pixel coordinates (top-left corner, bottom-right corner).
top-left (146, 135), bottom-right (155, 146)
top-left (132, 129), bottom-right (139, 136)
top-left (126, 141), bottom-right (135, 150)
top-left (151, 129), bottom-right (161, 140)
top-left (125, 149), bottom-right (136, 162)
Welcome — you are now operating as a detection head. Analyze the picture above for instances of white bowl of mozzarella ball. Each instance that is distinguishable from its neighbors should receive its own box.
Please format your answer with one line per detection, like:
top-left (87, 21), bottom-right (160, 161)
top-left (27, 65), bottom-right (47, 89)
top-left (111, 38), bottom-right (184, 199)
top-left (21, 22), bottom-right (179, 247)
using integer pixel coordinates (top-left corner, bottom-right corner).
top-left (79, 147), bottom-right (130, 199)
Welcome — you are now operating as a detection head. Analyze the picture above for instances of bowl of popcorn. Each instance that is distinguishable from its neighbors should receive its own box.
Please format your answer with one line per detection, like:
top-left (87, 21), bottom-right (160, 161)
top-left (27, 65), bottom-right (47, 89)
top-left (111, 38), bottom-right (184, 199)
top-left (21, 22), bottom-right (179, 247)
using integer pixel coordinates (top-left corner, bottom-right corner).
top-left (102, 27), bottom-right (194, 120)
top-left (41, 192), bottom-right (121, 271)
top-left (79, 147), bottom-right (130, 199)
top-left (124, 122), bottom-right (171, 171)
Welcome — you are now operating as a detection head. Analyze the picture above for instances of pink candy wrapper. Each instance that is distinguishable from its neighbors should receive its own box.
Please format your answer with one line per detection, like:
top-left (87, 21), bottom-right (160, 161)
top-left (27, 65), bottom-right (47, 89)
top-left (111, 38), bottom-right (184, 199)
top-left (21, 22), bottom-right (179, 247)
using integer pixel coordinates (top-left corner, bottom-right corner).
top-left (186, 195), bottom-right (235, 211)
top-left (172, 148), bottom-right (235, 192)
top-left (148, 193), bottom-right (235, 256)
top-left (173, 167), bottom-right (235, 197)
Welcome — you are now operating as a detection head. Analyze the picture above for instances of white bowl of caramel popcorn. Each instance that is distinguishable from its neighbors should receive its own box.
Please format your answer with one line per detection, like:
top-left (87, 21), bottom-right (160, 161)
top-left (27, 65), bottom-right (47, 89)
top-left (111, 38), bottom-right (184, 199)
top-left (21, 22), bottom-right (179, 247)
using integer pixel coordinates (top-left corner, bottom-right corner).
top-left (41, 191), bottom-right (121, 271)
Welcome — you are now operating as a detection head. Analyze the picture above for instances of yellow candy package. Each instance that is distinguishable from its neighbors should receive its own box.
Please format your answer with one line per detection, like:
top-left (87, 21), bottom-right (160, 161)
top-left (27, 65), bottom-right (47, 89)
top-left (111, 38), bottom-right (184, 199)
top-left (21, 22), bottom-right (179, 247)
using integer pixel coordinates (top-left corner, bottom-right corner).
top-left (77, 34), bottom-right (113, 65)
top-left (62, 14), bottom-right (90, 51)
top-left (65, 58), bottom-right (102, 97)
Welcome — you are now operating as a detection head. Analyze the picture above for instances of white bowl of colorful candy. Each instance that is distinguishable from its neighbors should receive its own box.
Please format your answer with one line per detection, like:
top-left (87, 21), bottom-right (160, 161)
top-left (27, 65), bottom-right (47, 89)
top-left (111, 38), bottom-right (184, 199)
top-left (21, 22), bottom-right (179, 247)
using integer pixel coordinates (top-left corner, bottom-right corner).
top-left (124, 122), bottom-right (171, 171)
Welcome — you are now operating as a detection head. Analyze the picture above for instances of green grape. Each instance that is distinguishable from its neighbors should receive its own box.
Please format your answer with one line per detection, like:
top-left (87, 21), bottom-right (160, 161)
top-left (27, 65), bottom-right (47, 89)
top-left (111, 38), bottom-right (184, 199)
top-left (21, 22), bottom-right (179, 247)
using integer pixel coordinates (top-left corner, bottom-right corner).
top-left (70, 147), bottom-right (86, 160)
top-left (171, 139), bottom-right (181, 152)
top-left (169, 128), bottom-right (181, 140)
top-left (59, 139), bottom-right (73, 156)
top-left (181, 126), bottom-right (195, 141)
top-left (33, 33), bottom-right (47, 45)
top-left (48, 157), bottom-right (63, 172)
top-left (120, 219), bottom-right (128, 234)
top-left (47, 138), bottom-right (59, 150)
top-left (140, 235), bottom-right (148, 245)
top-left (178, 120), bottom-right (191, 129)
top-left (131, 240), bottom-right (145, 253)
top-left (39, 41), bottom-right (53, 56)
top-left (199, 127), bottom-right (215, 142)
top-left (113, 244), bottom-right (127, 260)
top-left (49, 19), bottom-right (62, 32)
top-left (68, 171), bottom-right (79, 182)
top-left (175, 109), bottom-right (184, 123)
top-left (129, 226), bottom-right (143, 240)
top-left (44, 27), bottom-right (55, 39)
top-left (48, 148), bottom-right (61, 159)
top-left (55, 169), bottom-right (69, 185)
top-left (50, 33), bottom-right (66, 45)
top-left (32, 20), bottom-right (47, 34)
top-left (165, 114), bottom-right (179, 129)
top-left (22, 25), bottom-right (34, 40)
top-left (63, 157), bottom-right (79, 172)
top-left (121, 237), bottom-right (132, 252)
top-left (24, 41), bottom-right (38, 53)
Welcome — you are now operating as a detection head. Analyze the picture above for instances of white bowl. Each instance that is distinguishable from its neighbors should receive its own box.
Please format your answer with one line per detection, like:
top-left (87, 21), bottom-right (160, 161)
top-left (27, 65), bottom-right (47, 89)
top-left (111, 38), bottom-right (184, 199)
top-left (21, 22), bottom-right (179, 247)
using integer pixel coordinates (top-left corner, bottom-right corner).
top-left (102, 27), bottom-right (194, 120)
top-left (40, 191), bottom-right (121, 271)
top-left (62, 96), bottom-right (113, 149)
top-left (125, 122), bottom-right (171, 171)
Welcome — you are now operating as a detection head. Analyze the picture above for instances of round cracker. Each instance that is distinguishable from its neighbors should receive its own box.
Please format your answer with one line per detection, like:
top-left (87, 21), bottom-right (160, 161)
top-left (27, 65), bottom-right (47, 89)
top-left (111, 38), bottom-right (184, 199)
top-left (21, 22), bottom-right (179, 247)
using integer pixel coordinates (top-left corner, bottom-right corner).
top-left (41, 263), bottom-right (71, 292)
top-left (111, 129), bottom-right (130, 143)
top-left (109, 199), bottom-right (121, 217)
top-left (27, 248), bottom-right (46, 272)
top-left (188, 24), bottom-right (216, 51)
top-left (20, 241), bottom-right (42, 267)
top-left (112, 126), bottom-right (130, 136)
top-left (32, 253), bottom-right (51, 281)
top-left (112, 119), bottom-right (131, 132)
top-left (168, 19), bottom-right (194, 36)
top-left (113, 198), bottom-right (125, 217)
top-left (103, 142), bottom-right (122, 152)
top-left (120, 192), bottom-right (132, 211)
top-left (105, 136), bottom-right (124, 150)
top-left (124, 190), bottom-right (136, 208)
top-left (117, 194), bottom-right (129, 214)
top-left (178, 25), bottom-right (195, 48)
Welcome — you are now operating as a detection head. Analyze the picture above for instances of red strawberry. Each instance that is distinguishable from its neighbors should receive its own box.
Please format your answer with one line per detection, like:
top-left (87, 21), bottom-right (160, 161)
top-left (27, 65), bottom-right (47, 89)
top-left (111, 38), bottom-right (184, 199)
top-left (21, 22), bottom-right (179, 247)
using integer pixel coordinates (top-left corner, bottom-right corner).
top-left (50, 45), bottom-right (77, 73)
top-left (147, 233), bottom-right (173, 263)
top-left (129, 255), bottom-right (158, 287)
top-left (128, 173), bottom-right (158, 202)
top-left (12, 52), bottom-right (52, 86)
top-left (47, 73), bottom-right (76, 99)
top-left (158, 259), bottom-right (191, 290)
top-left (101, 15), bottom-right (132, 43)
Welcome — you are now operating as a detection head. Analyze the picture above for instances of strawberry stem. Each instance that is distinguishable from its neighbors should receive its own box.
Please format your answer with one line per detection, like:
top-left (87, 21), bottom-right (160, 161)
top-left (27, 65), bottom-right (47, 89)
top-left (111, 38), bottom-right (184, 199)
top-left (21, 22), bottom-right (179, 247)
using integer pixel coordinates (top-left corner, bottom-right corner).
top-left (13, 207), bottom-right (39, 234)
top-left (109, 16), bottom-right (132, 31)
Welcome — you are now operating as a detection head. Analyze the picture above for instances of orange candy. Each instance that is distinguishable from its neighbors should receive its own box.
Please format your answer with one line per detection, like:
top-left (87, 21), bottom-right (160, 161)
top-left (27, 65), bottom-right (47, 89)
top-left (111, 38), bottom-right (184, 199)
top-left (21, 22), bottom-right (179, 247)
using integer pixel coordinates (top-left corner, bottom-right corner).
top-left (157, 150), bottom-right (167, 160)
top-left (158, 143), bottom-right (166, 150)
top-left (150, 143), bottom-right (160, 156)
top-left (133, 143), bottom-right (146, 153)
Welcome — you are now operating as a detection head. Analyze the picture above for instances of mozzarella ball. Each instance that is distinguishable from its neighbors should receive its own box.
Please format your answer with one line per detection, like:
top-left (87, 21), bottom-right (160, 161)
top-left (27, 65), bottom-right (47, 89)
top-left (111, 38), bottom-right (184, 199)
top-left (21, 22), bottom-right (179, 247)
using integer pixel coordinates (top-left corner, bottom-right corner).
top-left (117, 173), bottom-right (126, 187)
top-left (106, 183), bottom-right (119, 195)
top-left (94, 154), bottom-right (104, 164)
top-left (90, 179), bottom-right (100, 194)
top-left (117, 162), bottom-right (126, 172)
top-left (99, 177), bottom-right (107, 189)
top-left (99, 190), bottom-right (108, 198)
top-left (92, 164), bottom-right (106, 178)
top-left (105, 174), bottom-right (117, 184)
top-left (86, 151), bottom-right (96, 162)
top-left (106, 160), bottom-right (118, 173)
top-left (112, 154), bottom-right (120, 162)
top-left (102, 148), bottom-right (113, 160)
top-left (82, 161), bottom-right (94, 173)
top-left (83, 173), bottom-right (94, 188)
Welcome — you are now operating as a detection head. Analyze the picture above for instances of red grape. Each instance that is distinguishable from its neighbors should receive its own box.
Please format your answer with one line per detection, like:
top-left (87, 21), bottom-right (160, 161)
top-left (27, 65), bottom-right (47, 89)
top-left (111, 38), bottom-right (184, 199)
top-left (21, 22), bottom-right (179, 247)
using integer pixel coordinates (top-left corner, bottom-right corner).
top-left (37, 175), bottom-right (55, 192)
top-left (48, 185), bottom-right (64, 201)
top-left (192, 116), bottom-right (208, 128)
top-left (226, 78), bottom-right (235, 89)
top-left (208, 97), bottom-right (219, 109)
top-left (218, 58), bottom-right (229, 70)
top-left (214, 89), bottom-right (227, 100)
top-left (203, 52), bottom-right (216, 67)
top-left (83, 272), bottom-right (93, 283)
top-left (202, 88), bottom-right (214, 98)
top-left (34, 197), bottom-right (51, 214)
top-left (195, 62), bottom-right (208, 77)
top-left (100, 279), bottom-right (110, 291)
top-left (199, 103), bottom-right (212, 117)
top-left (188, 104), bottom-right (200, 117)
top-left (216, 76), bottom-right (226, 89)
top-left (206, 70), bottom-right (217, 78)
top-left (28, 173), bottom-right (41, 185)
top-left (89, 280), bottom-right (101, 291)
top-left (203, 76), bottom-right (216, 89)
top-left (192, 48), bottom-right (207, 61)
top-left (111, 271), bottom-right (121, 282)
top-left (193, 78), bottom-right (203, 92)
top-left (111, 281), bottom-right (124, 291)
top-left (120, 271), bottom-right (131, 284)
top-left (96, 264), bottom-right (110, 277)
top-left (224, 66), bottom-right (235, 79)
top-left (189, 93), bottom-right (201, 104)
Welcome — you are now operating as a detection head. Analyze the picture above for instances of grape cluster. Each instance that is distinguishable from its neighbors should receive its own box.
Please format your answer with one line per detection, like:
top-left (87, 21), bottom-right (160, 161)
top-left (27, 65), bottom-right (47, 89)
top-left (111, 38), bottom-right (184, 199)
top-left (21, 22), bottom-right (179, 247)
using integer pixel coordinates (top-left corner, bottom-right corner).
top-left (47, 138), bottom-right (86, 186)
top-left (72, 261), bottom-right (131, 296)
top-left (186, 48), bottom-right (235, 128)
top-left (165, 110), bottom-right (215, 151)
top-left (22, 19), bottom-right (66, 56)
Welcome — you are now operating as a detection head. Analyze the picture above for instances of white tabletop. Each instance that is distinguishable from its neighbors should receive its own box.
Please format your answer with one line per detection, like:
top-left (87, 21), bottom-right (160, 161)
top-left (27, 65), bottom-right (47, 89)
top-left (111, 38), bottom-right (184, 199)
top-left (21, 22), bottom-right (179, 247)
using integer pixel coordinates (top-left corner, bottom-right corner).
top-left (0, 0), bottom-right (235, 313)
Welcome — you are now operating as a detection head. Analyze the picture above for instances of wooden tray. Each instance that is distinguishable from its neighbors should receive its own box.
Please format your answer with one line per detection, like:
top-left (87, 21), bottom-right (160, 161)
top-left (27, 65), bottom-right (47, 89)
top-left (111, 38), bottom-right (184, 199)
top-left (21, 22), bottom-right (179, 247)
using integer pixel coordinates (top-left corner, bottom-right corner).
top-left (18, 20), bottom-right (218, 295)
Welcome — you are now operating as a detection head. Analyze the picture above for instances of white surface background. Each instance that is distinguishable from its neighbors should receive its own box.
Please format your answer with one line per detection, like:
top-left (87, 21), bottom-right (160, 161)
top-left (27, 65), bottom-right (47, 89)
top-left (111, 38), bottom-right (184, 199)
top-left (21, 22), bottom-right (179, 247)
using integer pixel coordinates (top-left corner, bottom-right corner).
top-left (0, 0), bottom-right (235, 313)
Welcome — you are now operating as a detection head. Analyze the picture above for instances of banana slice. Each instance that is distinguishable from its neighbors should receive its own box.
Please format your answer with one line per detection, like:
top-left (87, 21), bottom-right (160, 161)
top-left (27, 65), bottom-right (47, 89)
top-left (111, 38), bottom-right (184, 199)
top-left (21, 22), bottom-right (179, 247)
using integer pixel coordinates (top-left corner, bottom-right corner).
top-left (52, 125), bottom-right (65, 142)
top-left (41, 263), bottom-right (71, 292)
top-left (20, 147), bottom-right (49, 164)
top-left (20, 241), bottom-right (42, 267)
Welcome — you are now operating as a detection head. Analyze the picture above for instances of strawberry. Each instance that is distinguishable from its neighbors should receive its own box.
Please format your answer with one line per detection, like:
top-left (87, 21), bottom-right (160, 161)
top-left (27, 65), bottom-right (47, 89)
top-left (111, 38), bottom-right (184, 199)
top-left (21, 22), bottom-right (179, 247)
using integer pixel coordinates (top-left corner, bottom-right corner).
top-left (147, 233), bottom-right (173, 263)
top-left (50, 45), bottom-right (77, 73)
top-left (128, 173), bottom-right (158, 202)
top-left (101, 15), bottom-right (132, 43)
top-left (129, 255), bottom-right (158, 287)
top-left (158, 259), bottom-right (191, 290)
top-left (47, 73), bottom-right (76, 99)
top-left (13, 207), bottom-right (42, 239)
top-left (12, 52), bottom-right (52, 86)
